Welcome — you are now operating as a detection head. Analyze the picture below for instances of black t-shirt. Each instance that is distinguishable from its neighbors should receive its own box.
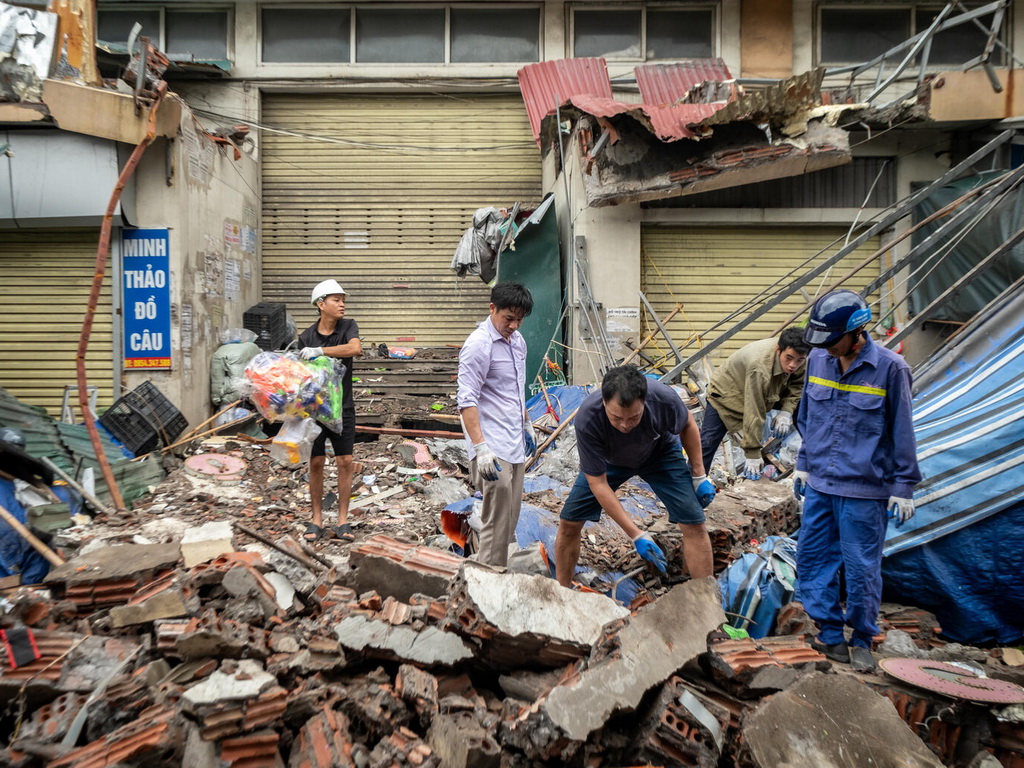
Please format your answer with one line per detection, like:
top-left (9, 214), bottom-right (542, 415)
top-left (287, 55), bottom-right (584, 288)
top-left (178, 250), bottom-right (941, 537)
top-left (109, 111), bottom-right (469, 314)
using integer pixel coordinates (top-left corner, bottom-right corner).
top-left (299, 318), bottom-right (359, 411)
top-left (576, 380), bottom-right (689, 475)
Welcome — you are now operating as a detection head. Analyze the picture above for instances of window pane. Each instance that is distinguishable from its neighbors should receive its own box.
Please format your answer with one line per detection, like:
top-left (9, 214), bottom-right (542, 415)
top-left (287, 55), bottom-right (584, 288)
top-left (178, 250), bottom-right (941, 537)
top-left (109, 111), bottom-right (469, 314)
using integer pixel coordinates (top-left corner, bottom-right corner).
top-left (647, 9), bottom-right (713, 59)
top-left (917, 9), bottom-right (1003, 66)
top-left (820, 9), bottom-right (910, 64)
top-left (263, 8), bottom-right (350, 62)
top-left (356, 9), bottom-right (444, 63)
top-left (574, 10), bottom-right (641, 59)
top-left (97, 9), bottom-right (161, 46)
top-left (166, 11), bottom-right (229, 59)
top-left (451, 8), bottom-right (540, 63)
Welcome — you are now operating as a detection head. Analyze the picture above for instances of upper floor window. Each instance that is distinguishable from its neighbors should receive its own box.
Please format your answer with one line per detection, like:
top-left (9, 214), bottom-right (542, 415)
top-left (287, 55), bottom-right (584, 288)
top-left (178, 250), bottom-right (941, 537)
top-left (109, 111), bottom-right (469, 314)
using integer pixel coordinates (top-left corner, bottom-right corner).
top-left (572, 5), bottom-right (715, 60)
top-left (260, 6), bottom-right (541, 64)
top-left (818, 4), bottom-right (1006, 67)
top-left (98, 6), bottom-right (231, 62)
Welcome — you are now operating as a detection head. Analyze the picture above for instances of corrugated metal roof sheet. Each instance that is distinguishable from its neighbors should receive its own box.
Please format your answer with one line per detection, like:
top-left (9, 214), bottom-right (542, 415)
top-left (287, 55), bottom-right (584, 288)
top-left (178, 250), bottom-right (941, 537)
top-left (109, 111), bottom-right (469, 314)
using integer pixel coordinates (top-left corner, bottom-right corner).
top-left (517, 58), bottom-right (613, 145)
top-left (569, 95), bottom-right (724, 142)
top-left (634, 59), bottom-right (733, 105)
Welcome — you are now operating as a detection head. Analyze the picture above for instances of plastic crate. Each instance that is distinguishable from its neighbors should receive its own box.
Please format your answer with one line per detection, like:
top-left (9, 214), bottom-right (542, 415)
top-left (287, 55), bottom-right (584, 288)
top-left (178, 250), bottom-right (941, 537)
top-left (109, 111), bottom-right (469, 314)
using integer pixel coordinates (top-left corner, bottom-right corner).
top-left (243, 302), bottom-right (289, 351)
top-left (99, 381), bottom-right (189, 455)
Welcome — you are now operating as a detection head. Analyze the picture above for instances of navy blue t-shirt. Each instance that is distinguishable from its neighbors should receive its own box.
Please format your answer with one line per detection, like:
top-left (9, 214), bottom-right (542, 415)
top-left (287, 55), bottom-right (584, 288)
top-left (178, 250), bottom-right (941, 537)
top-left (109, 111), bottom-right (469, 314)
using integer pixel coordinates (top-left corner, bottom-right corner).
top-left (575, 380), bottom-right (689, 476)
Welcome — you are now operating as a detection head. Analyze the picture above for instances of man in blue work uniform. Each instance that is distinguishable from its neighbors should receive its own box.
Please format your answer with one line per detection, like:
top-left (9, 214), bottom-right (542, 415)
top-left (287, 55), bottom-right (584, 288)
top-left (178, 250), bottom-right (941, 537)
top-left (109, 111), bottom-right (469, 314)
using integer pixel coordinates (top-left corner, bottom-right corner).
top-left (794, 290), bottom-right (921, 672)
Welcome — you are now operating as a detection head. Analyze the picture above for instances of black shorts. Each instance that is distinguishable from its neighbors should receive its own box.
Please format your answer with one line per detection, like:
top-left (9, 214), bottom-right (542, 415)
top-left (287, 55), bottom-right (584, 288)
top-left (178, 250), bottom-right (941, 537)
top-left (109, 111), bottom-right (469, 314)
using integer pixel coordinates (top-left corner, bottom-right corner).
top-left (311, 411), bottom-right (355, 458)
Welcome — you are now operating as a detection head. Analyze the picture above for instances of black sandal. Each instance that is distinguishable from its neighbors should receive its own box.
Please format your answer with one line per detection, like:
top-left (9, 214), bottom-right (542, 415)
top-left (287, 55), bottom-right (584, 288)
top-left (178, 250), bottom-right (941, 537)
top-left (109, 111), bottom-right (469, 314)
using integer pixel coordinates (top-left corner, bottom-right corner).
top-left (303, 522), bottom-right (325, 542)
top-left (333, 523), bottom-right (355, 542)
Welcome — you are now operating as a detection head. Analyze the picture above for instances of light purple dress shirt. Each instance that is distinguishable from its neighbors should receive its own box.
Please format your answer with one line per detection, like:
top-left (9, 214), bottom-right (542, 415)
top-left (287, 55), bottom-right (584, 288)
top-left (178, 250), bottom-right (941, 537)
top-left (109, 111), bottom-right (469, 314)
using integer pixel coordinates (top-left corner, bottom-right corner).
top-left (457, 317), bottom-right (527, 464)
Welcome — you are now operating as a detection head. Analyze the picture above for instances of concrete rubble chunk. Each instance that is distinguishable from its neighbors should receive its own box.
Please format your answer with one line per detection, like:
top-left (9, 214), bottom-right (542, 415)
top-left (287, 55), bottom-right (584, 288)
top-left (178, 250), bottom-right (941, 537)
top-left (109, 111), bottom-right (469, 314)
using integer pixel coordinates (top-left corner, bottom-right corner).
top-left (396, 663), bottom-right (440, 721)
top-left (505, 578), bottom-right (725, 760)
top-left (427, 711), bottom-right (501, 768)
top-left (265, 571), bottom-right (298, 612)
top-left (335, 614), bottom-right (474, 666)
top-left (181, 521), bottom-right (235, 567)
top-left (108, 572), bottom-right (189, 628)
top-left (446, 562), bottom-right (630, 669)
top-left (741, 672), bottom-right (945, 768)
top-left (348, 534), bottom-right (463, 601)
top-left (368, 726), bottom-right (440, 768)
top-left (287, 706), bottom-right (356, 768)
top-left (182, 659), bottom-right (276, 708)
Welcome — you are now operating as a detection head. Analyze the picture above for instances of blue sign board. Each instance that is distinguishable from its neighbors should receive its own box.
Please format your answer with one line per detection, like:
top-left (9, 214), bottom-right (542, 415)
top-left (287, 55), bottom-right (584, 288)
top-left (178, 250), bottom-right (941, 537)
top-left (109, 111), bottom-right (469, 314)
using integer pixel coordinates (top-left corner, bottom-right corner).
top-left (121, 228), bottom-right (172, 370)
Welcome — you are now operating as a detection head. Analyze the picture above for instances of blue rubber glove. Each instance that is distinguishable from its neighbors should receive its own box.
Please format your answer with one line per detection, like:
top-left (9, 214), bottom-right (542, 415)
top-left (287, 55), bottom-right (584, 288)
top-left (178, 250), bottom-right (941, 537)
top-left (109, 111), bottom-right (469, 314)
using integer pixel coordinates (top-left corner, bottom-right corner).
top-left (632, 532), bottom-right (667, 574)
top-left (473, 442), bottom-right (502, 482)
top-left (523, 427), bottom-right (537, 457)
top-left (793, 470), bottom-right (808, 500)
top-left (692, 475), bottom-right (716, 508)
top-left (888, 495), bottom-right (914, 528)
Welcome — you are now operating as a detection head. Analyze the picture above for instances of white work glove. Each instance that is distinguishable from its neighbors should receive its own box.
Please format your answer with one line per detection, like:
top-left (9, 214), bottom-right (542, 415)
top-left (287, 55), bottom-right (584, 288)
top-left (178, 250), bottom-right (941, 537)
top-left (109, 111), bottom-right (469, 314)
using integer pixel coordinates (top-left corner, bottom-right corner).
top-left (888, 496), bottom-right (915, 527)
top-left (299, 346), bottom-right (324, 360)
top-left (772, 411), bottom-right (794, 437)
top-left (473, 442), bottom-right (501, 482)
top-left (792, 469), bottom-right (808, 500)
top-left (743, 457), bottom-right (764, 480)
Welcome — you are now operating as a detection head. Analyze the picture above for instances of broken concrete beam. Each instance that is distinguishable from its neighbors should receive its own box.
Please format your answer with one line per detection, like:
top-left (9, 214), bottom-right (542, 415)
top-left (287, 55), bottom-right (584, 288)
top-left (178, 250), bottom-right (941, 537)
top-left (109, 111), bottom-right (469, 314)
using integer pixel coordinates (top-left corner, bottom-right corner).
top-left (47, 703), bottom-right (181, 768)
top-left (335, 614), bottom-right (474, 667)
top-left (446, 562), bottom-right (630, 669)
top-left (740, 672), bottom-right (944, 768)
top-left (629, 675), bottom-right (734, 768)
top-left (503, 578), bottom-right (725, 761)
top-left (348, 535), bottom-right (463, 601)
top-left (427, 712), bottom-right (501, 768)
top-left (702, 633), bottom-right (828, 698)
top-left (367, 726), bottom-right (440, 768)
top-left (109, 572), bottom-right (190, 628)
top-left (44, 543), bottom-right (182, 612)
top-left (288, 707), bottom-right (356, 768)
top-left (181, 520), bottom-right (235, 568)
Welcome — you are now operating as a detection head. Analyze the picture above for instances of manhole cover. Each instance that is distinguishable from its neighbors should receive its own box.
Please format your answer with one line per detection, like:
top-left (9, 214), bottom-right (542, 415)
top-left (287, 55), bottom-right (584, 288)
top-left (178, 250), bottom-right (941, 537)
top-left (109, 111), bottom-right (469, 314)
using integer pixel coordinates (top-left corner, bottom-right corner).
top-left (184, 453), bottom-right (247, 482)
top-left (879, 658), bottom-right (1024, 704)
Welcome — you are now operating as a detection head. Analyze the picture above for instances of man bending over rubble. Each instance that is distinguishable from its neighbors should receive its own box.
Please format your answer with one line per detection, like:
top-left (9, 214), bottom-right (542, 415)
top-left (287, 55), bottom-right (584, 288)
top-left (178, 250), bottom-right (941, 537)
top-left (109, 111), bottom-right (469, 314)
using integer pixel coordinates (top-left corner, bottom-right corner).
top-left (555, 365), bottom-right (717, 587)
top-left (298, 279), bottom-right (361, 543)
top-left (457, 282), bottom-right (534, 567)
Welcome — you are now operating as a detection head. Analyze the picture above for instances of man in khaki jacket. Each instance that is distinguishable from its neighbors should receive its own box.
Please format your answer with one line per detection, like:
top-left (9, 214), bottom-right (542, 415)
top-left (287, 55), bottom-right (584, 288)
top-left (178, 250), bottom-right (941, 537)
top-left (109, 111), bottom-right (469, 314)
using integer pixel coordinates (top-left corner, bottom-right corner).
top-left (699, 327), bottom-right (809, 479)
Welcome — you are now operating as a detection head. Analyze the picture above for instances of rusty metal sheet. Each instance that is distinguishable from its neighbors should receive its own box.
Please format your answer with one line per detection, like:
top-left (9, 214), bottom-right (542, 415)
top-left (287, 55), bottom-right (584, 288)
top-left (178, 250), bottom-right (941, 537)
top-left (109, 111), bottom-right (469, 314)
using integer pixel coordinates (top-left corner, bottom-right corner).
top-left (517, 58), bottom-right (613, 143)
top-left (569, 95), bottom-right (724, 142)
top-left (635, 59), bottom-right (733, 105)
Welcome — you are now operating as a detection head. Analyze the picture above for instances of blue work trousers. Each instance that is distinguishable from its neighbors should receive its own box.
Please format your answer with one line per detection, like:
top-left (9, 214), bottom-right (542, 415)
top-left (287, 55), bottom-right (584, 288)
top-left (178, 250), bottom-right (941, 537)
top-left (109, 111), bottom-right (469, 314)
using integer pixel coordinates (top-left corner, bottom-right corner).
top-left (797, 487), bottom-right (887, 649)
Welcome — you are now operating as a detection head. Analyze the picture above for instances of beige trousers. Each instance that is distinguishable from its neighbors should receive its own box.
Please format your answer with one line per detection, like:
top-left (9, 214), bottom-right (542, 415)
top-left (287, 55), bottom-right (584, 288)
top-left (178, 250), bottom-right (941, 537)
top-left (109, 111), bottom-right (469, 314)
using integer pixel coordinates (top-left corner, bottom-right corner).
top-left (470, 456), bottom-right (526, 567)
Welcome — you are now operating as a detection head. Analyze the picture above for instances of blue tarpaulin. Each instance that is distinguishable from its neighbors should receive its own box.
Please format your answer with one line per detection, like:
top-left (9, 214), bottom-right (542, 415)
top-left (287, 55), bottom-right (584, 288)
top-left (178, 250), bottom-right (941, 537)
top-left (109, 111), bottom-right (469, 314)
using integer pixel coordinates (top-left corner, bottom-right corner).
top-left (881, 282), bottom-right (1024, 644)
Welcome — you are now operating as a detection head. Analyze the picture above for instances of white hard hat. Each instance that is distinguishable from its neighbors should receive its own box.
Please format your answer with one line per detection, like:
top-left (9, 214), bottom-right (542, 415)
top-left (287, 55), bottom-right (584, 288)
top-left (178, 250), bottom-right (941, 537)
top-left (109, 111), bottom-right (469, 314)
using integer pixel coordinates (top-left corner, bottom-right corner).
top-left (310, 279), bottom-right (346, 305)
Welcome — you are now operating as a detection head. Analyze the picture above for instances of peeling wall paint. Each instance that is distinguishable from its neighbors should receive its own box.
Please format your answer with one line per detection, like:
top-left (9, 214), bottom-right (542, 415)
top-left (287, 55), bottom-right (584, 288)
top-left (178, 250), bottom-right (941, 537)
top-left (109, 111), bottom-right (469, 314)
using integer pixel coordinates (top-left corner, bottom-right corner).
top-left (0, 2), bottom-right (56, 102)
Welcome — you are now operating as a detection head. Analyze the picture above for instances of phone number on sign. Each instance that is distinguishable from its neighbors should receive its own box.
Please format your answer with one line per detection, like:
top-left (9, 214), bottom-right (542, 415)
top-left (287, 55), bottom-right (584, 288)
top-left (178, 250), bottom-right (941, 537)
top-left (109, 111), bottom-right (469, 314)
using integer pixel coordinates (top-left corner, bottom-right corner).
top-left (125, 358), bottom-right (171, 369)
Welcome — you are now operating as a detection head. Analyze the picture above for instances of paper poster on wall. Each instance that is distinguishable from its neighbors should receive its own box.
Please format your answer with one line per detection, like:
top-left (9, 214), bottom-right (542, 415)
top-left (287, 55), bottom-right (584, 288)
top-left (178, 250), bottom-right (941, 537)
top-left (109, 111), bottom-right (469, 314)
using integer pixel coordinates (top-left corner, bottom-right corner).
top-left (225, 260), bottom-right (240, 302)
top-left (122, 228), bottom-right (172, 370)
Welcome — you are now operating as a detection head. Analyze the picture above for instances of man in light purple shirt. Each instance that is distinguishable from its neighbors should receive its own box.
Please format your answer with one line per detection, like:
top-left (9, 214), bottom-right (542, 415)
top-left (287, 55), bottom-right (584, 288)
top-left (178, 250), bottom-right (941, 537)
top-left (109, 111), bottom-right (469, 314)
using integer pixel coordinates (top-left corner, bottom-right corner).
top-left (457, 282), bottom-right (533, 567)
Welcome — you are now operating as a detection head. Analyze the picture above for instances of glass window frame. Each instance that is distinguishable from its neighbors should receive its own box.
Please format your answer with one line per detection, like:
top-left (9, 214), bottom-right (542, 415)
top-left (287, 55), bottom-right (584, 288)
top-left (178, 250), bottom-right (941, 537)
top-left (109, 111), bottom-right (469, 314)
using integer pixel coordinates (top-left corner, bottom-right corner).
top-left (569, 3), bottom-right (719, 62)
top-left (816, 2), bottom-right (1006, 68)
top-left (97, 4), bottom-right (233, 62)
top-left (258, 3), bottom-right (543, 65)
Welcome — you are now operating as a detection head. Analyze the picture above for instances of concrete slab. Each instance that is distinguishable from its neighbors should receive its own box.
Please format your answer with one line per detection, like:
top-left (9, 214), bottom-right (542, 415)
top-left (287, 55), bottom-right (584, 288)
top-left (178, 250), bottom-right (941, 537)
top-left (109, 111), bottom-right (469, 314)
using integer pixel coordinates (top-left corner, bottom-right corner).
top-left (742, 672), bottom-right (945, 768)
top-left (182, 660), bottom-right (276, 709)
top-left (335, 615), bottom-right (474, 667)
top-left (45, 542), bottom-right (181, 585)
top-left (181, 521), bottom-right (235, 568)
top-left (109, 587), bottom-right (188, 628)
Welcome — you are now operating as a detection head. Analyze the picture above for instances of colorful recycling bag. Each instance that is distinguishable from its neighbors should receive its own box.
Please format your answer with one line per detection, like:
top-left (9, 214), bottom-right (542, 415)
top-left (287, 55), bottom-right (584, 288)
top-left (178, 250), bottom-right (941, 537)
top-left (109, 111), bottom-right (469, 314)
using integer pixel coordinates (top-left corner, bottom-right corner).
top-left (241, 351), bottom-right (346, 431)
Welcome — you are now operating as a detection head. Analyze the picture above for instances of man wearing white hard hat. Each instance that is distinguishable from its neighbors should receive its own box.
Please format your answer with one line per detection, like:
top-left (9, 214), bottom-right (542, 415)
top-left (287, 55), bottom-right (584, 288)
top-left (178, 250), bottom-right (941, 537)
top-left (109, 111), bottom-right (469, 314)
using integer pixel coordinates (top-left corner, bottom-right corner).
top-left (298, 279), bottom-right (361, 542)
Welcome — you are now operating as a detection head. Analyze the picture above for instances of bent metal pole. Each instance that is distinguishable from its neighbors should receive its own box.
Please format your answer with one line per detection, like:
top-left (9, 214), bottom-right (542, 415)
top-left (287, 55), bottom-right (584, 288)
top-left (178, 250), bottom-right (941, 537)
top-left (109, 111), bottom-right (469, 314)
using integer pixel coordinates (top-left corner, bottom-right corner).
top-left (76, 79), bottom-right (169, 514)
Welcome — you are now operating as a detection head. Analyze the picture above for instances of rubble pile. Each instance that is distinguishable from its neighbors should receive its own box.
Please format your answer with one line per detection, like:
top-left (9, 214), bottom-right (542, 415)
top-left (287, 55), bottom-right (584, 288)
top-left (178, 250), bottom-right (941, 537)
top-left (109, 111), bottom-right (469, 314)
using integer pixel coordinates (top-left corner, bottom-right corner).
top-left (0, 436), bottom-right (1020, 767)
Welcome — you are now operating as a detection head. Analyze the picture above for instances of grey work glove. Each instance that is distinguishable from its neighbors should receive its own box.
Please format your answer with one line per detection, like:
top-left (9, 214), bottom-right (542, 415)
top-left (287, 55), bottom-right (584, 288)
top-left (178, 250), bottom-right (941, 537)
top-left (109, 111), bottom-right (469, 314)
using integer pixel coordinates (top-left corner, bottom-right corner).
top-left (888, 495), bottom-right (915, 527)
top-left (743, 457), bottom-right (764, 480)
top-left (473, 442), bottom-right (501, 482)
top-left (793, 470), bottom-right (808, 500)
top-left (299, 346), bottom-right (324, 360)
top-left (772, 411), bottom-right (794, 437)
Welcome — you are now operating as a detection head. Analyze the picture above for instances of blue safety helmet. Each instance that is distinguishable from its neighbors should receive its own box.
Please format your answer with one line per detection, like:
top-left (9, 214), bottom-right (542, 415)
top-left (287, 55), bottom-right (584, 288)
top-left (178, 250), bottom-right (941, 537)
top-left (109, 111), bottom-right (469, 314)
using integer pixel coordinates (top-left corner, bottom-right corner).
top-left (804, 290), bottom-right (872, 349)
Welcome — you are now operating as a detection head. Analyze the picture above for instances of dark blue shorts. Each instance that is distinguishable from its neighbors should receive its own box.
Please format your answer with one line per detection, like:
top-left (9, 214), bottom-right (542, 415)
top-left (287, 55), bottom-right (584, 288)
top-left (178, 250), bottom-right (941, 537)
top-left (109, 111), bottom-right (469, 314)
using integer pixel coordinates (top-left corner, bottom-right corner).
top-left (560, 443), bottom-right (705, 525)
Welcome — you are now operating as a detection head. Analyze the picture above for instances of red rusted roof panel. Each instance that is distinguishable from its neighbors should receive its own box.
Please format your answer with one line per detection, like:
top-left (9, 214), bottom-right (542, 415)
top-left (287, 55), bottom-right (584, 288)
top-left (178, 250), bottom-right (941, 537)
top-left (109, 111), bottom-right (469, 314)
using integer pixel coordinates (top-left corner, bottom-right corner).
top-left (568, 95), bottom-right (725, 141)
top-left (518, 58), bottom-right (613, 143)
top-left (635, 59), bottom-right (733, 104)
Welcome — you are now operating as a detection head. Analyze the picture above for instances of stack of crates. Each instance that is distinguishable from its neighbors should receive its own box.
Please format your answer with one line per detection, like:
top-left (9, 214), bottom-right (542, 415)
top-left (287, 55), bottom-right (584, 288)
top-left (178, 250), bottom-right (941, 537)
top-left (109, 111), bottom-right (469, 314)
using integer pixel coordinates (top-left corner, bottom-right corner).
top-left (99, 381), bottom-right (189, 455)
top-left (243, 302), bottom-right (289, 351)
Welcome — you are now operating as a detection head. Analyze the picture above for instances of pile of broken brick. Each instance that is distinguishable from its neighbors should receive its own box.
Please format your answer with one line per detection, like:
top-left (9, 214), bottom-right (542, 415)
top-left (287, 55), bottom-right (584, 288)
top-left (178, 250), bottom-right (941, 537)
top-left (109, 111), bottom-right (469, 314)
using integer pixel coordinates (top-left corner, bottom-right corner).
top-left (0, 436), bottom-right (1022, 767)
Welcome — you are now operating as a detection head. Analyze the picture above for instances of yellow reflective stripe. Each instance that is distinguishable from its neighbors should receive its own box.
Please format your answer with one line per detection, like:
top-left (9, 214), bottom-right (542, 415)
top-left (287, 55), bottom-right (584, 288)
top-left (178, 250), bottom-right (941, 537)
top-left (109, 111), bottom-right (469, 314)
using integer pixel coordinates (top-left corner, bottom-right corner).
top-left (808, 376), bottom-right (886, 397)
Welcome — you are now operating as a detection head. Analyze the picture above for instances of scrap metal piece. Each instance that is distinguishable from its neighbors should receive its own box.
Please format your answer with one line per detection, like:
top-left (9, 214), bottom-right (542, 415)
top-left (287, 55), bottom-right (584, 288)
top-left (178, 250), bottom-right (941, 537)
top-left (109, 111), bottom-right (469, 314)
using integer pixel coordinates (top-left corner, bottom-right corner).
top-left (879, 658), bottom-right (1024, 704)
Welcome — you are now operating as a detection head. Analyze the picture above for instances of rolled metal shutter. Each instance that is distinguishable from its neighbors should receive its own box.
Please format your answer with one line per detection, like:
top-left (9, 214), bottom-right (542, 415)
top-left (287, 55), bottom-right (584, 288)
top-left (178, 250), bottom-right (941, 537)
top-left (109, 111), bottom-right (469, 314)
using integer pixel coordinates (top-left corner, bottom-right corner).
top-left (0, 229), bottom-right (115, 416)
top-left (261, 93), bottom-right (541, 347)
top-left (640, 226), bottom-right (883, 366)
